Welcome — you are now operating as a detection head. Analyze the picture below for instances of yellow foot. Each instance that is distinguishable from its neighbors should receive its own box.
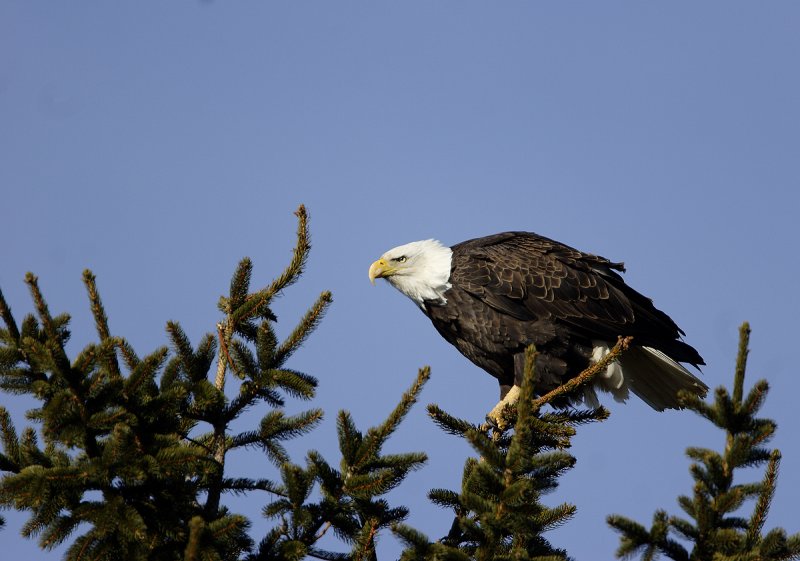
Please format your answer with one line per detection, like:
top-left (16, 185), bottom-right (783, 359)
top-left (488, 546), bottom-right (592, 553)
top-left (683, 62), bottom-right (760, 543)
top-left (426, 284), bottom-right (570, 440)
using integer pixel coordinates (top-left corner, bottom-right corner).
top-left (486, 385), bottom-right (521, 431)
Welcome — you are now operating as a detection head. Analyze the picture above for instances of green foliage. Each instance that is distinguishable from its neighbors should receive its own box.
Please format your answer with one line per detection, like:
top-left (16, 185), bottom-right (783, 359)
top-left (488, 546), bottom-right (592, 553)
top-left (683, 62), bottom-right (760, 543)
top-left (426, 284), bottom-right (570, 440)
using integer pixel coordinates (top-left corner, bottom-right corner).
top-left (249, 367), bottom-right (430, 561)
top-left (3, 205), bottom-right (797, 561)
top-left (393, 343), bottom-right (623, 561)
top-left (0, 206), bottom-right (335, 560)
top-left (607, 323), bottom-right (800, 561)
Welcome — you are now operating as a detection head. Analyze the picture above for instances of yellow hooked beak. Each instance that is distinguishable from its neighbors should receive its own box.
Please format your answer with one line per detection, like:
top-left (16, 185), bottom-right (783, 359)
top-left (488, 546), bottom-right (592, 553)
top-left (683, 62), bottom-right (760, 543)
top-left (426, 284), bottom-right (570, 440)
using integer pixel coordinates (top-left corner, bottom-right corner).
top-left (368, 259), bottom-right (395, 284)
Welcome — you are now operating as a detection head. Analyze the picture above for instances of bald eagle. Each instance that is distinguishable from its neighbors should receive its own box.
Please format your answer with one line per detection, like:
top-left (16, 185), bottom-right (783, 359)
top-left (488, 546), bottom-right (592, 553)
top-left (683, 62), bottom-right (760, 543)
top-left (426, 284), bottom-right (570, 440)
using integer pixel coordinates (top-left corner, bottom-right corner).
top-left (369, 232), bottom-right (707, 419)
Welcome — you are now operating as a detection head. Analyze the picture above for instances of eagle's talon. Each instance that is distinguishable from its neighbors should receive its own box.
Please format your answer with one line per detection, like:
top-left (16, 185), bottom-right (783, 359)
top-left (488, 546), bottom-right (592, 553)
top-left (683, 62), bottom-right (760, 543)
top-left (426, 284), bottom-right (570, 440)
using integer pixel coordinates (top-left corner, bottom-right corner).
top-left (484, 384), bottom-right (521, 432)
top-left (486, 407), bottom-right (514, 433)
top-left (483, 416), bottom-right (499, 432)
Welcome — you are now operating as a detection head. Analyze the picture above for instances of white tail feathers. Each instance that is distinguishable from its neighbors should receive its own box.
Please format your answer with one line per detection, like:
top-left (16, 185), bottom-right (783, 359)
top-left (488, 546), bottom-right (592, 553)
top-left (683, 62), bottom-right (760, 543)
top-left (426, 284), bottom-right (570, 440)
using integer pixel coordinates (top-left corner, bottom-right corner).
top-left (622, 346), bottom-right (708, 410)
top-left (582, 341), bottom-right (630, 408)
top-left (582, 342), bottom-right (707, 411)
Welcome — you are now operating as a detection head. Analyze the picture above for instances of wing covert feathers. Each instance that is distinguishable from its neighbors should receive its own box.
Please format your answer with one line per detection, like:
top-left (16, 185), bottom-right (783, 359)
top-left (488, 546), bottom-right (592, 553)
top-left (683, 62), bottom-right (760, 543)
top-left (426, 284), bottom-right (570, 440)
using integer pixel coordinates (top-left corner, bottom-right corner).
top-left (449, 231), bottom-right (704, 367)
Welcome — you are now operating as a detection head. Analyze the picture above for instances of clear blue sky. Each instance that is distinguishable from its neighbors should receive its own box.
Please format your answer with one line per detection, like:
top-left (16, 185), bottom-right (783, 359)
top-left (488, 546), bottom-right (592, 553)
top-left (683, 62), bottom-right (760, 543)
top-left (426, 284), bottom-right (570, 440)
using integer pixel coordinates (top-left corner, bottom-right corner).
top-left (2, 2), bottom-right (799, 559)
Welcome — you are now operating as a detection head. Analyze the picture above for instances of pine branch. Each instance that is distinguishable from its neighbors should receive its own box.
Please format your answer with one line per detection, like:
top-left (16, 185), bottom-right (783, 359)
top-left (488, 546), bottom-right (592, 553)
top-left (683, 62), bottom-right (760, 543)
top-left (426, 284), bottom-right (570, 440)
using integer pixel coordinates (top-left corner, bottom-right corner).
top-left (216, 319), bottom-right (236, 390)
top-left (0, 406), bottom-right (21, 473)
top-left (229, 258), bottom-right (254, 312)
top-left (733, 322), bottom-right (750, 405)
top-left (746, 449), bottom-right (781, 548)
top-left (267, 204), bottom-right (311, 299)
top-left (742, 379), bottom-right (770, 418)
top-left (0, 286), bottom-right (21, 342)
top-left (273, 291), bottom-right (333, 368)
top-left (608, 323), bottom-right (798, 561)
top-left (232, 205), bottom-right (311, 327)
top-left (81, 271), bottom-right (115, 371)
top-left (167, 320), bottom-right (216, 384)
top-left (115, 335), bottom-right (141, 373)
top-left (272, 369), bottom-right (317, 401)
top-left (25, 273), bottom-right (71, 375)
top-left (184, 516), bottom-right (204, 561)
top-left (354, 367), bottom-right (430, 470)
top-left (533, 335), bottom-right (633, 409)
top-left (427, 404), bottom-right (483, 437)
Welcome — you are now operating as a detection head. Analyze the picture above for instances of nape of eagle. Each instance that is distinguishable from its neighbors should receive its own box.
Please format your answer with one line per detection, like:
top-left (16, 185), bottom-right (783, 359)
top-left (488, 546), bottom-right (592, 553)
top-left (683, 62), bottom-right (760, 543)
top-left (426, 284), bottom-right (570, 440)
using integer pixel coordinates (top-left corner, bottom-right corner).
top-left (368, 231), bottom-right (707, 423)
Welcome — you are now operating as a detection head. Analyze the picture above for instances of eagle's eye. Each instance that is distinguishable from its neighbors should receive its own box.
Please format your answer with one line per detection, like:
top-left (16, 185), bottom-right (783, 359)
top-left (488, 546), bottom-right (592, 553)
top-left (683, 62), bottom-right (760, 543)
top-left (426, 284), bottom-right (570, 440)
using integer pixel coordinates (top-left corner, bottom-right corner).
top-left (394, 256), bottom-right (407, 263)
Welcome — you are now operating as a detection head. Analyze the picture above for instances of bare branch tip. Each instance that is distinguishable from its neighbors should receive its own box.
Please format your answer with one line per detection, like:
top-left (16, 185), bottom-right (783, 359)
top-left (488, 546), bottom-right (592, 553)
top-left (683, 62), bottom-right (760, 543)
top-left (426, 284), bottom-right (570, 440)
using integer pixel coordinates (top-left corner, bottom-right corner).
top-left (619, 335), bottom-right (634, 349)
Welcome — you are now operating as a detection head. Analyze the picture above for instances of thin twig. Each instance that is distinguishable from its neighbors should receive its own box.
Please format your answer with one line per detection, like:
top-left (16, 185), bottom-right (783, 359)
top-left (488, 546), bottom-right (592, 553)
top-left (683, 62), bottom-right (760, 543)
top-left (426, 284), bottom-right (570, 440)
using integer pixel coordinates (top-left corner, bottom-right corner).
top-left (207, 321), bottom-right (233, 516)
top-left (314, 521), bottom-right (332, 542)
top-left (733, 322), bottom-right (751, 405)
top-left (215, 322), bottom-right (228, 391)
top-left (216, 321), bottom-right (245, 381)
top-left (532, 336), bottom-right (634, 408)
top-left (359, 521), bottom-right (378, 561)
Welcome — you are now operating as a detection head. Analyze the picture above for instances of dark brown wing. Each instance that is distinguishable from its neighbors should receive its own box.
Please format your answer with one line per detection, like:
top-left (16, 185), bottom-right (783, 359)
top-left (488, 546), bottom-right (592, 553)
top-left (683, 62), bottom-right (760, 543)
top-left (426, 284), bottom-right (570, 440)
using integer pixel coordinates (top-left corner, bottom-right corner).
top-left (449, 232), bottom-right (703, 366)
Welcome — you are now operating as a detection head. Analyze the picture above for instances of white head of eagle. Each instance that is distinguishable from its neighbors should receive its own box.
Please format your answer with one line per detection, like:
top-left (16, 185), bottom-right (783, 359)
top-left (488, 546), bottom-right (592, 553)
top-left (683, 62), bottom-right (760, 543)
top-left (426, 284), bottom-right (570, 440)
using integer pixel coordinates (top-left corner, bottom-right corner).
top-left (368, 231), bottom-right (708, 418)
top-left (368, 239), bottom-right (453, 308)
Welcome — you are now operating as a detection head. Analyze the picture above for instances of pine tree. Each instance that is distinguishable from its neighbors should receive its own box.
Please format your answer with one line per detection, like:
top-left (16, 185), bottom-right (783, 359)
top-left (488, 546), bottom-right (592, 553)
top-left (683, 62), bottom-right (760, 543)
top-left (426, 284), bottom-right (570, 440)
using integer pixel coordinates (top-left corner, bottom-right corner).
top-left (249, 367), bottom-right (430, 561)
top-left (393, 339), bottom-right (633, 561)
top-left (3, 205), bottom-right (798, 561)
top-left (607, 323), bottom-right (800, 561)
top-left (0, 206), bottom-right (336, 559)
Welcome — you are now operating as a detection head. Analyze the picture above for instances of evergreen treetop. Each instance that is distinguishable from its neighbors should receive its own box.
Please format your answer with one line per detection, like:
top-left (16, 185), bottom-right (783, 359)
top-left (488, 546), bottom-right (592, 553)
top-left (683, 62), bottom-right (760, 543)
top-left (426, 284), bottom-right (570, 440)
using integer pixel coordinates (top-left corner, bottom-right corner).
top-left (608, 323), bottom-right (800, 561)
top-left (1, 207), bottom-right (797, 561)
top-left (0, 206), bottom-right (335, 559)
